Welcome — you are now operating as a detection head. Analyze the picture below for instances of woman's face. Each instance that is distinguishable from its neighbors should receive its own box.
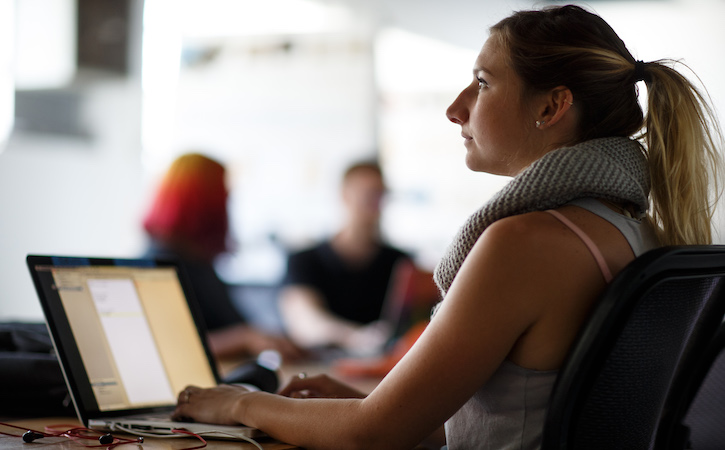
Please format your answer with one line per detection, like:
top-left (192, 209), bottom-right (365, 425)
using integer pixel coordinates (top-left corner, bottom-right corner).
top-left (446, 36), bottom-right (541, 176)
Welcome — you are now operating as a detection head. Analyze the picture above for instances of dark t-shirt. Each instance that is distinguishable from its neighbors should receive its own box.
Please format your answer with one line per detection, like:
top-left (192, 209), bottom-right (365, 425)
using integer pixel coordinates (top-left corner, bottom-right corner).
top-left (283, 241), bottom-right (409, 324)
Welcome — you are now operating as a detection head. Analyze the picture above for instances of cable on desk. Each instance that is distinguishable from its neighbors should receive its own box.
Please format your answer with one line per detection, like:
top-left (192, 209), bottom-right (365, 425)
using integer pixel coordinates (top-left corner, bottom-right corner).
top-left (0, 421), bottom-right (143, 448)
top-left (110, 423), bottom-right (264, 450)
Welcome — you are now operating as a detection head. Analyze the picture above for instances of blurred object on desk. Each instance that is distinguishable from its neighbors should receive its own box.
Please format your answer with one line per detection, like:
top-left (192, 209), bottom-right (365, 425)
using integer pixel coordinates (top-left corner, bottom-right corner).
top-left (325, 259), bottom-right (439, 378)
top-left (334, 321), bottom-right (428, 378)
top-left (0, 322), bottom-right (75, 418)
top-left (381, 260), bottom-right (440, 342)
top-left (223, 350), bottom-right (281, 393)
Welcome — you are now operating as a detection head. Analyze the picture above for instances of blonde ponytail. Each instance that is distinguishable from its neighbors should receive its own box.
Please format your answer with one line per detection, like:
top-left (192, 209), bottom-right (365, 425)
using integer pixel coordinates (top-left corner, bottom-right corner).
top-left (642, 61), bottom-right (723, 245)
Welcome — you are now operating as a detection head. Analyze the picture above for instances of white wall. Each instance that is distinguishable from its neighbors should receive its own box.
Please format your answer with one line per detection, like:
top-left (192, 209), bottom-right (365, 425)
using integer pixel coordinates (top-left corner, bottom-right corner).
top-left (0, 0), bottom-right (147, 322)
top-left (0, 77), bottom-right (147, 321)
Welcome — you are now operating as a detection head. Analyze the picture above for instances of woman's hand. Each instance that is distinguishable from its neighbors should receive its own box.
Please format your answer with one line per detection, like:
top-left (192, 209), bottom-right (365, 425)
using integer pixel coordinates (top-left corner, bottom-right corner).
top-left (278, 373), bottom-right (366, 399)
top-left (172, 384), bottom-right (252, 426)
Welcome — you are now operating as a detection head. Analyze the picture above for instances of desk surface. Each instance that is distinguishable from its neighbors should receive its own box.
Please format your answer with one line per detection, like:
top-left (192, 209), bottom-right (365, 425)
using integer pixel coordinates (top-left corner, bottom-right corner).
top-left (1, 362), bottom-right (382, 449)
top-left (0, 417), bottom-right (297, 449)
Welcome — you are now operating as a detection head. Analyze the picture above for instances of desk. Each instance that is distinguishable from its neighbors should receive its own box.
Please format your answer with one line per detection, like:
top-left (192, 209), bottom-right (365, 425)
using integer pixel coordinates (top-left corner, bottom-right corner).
top-left (1, 363), bottom-right (382, 449)
top-left (0, 418), bottom-right (297, 449)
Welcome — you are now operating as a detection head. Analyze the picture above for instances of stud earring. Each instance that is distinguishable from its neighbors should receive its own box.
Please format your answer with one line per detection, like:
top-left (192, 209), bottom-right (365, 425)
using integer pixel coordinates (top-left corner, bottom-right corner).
top-left (535, 120), bottom-right (546, 128)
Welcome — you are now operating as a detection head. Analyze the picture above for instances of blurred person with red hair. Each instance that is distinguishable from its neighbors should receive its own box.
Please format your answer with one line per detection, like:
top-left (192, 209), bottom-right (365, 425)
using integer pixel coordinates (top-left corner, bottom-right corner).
top-left (143, 153), bottom-right (301, 361)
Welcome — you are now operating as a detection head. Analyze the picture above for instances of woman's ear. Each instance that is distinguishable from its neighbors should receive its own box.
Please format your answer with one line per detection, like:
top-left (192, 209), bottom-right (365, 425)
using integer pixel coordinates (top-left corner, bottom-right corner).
top-left (535, 86), bottom-right (574, 128)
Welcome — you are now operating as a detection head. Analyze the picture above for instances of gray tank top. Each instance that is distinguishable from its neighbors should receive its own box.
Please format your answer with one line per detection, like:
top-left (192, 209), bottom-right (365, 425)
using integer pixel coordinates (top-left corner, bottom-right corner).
top-left (443, 198), bottom-right (658, 450)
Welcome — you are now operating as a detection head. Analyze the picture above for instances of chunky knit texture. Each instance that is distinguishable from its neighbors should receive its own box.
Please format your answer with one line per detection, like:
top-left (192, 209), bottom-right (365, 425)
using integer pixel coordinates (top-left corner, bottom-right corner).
top-left (433, 137), bottom-right (650, 296)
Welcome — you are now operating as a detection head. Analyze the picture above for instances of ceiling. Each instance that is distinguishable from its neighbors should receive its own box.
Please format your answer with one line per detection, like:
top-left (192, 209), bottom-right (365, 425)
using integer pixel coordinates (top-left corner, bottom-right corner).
top-left (318, 0), bottom-right (542, 49)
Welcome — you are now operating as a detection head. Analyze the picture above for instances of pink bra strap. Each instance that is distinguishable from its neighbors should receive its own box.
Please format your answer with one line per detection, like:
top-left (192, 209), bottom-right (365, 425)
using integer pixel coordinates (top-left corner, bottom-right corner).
top-left (545, 209), bottom-right (613, 283)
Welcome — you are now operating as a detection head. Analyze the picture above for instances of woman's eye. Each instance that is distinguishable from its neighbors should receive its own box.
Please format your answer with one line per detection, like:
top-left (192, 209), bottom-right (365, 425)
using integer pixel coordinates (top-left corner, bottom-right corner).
top-left (477, 78), bottom-right (488, 89)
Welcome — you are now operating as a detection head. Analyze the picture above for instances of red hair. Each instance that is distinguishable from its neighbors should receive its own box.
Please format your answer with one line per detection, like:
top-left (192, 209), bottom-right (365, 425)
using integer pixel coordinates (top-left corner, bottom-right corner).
top-left (143, 153), bottom-right (229, 258)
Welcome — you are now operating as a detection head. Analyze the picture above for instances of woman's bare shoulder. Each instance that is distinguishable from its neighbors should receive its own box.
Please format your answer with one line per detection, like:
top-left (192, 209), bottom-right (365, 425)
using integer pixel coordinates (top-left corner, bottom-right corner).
top-left (450, 211), bottom-right (591, 316)
top-left (476, 209), bottom-right (622, 369)
top-left (478, 210), bottom-right (583, 261)
top-left (465, 210), bottom-right (610, 326)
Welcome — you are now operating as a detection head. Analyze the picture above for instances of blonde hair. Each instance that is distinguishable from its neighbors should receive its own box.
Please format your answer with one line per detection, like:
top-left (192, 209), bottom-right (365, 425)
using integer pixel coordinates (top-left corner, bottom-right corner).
top-left (643, 62), bottom-right (722, 244)
top-left (491, 5), bottom-right (723, 245)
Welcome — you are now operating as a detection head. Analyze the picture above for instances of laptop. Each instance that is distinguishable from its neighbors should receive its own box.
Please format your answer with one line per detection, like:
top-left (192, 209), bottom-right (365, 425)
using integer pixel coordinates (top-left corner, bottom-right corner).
top-left (26, 254), bottom-right (264, 440)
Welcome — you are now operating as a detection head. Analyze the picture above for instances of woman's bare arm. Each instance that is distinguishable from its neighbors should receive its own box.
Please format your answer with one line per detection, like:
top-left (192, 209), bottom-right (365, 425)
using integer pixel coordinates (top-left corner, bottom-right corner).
top-left (174, 212), bottom-right (609, 449)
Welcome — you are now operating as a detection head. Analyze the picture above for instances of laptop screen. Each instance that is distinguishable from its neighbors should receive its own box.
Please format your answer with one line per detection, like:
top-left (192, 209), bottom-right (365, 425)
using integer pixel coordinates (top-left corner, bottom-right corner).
top-left (27, 256), bottom-right (218, 419)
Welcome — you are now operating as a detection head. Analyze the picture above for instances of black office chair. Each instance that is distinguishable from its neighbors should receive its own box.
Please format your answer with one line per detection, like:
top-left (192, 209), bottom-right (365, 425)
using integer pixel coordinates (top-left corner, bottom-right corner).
top-left (541, 246), bottom-right (725, 450)
top-left (662, 321), bottom-right (725, 449)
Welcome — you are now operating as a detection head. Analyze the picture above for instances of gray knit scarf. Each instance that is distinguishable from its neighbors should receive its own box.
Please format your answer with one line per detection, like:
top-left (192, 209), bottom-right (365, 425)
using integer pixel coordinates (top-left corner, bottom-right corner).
top-left (433, 136), bottom-right (650, 297)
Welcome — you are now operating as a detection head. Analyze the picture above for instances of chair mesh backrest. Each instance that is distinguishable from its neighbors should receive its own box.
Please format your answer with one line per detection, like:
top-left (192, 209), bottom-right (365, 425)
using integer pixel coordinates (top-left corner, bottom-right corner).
top-left (570, 277), bottom-right (720, 449)
top-left (683, 326), bottom-right (725, 450)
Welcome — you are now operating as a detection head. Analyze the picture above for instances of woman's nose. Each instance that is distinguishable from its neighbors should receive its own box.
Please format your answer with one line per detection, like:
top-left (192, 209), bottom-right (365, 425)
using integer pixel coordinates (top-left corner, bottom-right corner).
top-left (447, 110), bottom-right (462, 124)
top-left (446, 89), bottom-right (468, 124)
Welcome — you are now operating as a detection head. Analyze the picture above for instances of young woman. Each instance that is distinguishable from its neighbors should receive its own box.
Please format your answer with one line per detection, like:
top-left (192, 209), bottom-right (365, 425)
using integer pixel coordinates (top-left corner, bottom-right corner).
top-left (172, 6), bottom-right (722, 449)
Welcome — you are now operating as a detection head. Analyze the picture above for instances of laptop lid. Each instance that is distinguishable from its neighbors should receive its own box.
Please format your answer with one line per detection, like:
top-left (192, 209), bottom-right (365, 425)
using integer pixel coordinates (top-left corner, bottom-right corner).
top-left (26, 255), bottom-right (220, 426)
